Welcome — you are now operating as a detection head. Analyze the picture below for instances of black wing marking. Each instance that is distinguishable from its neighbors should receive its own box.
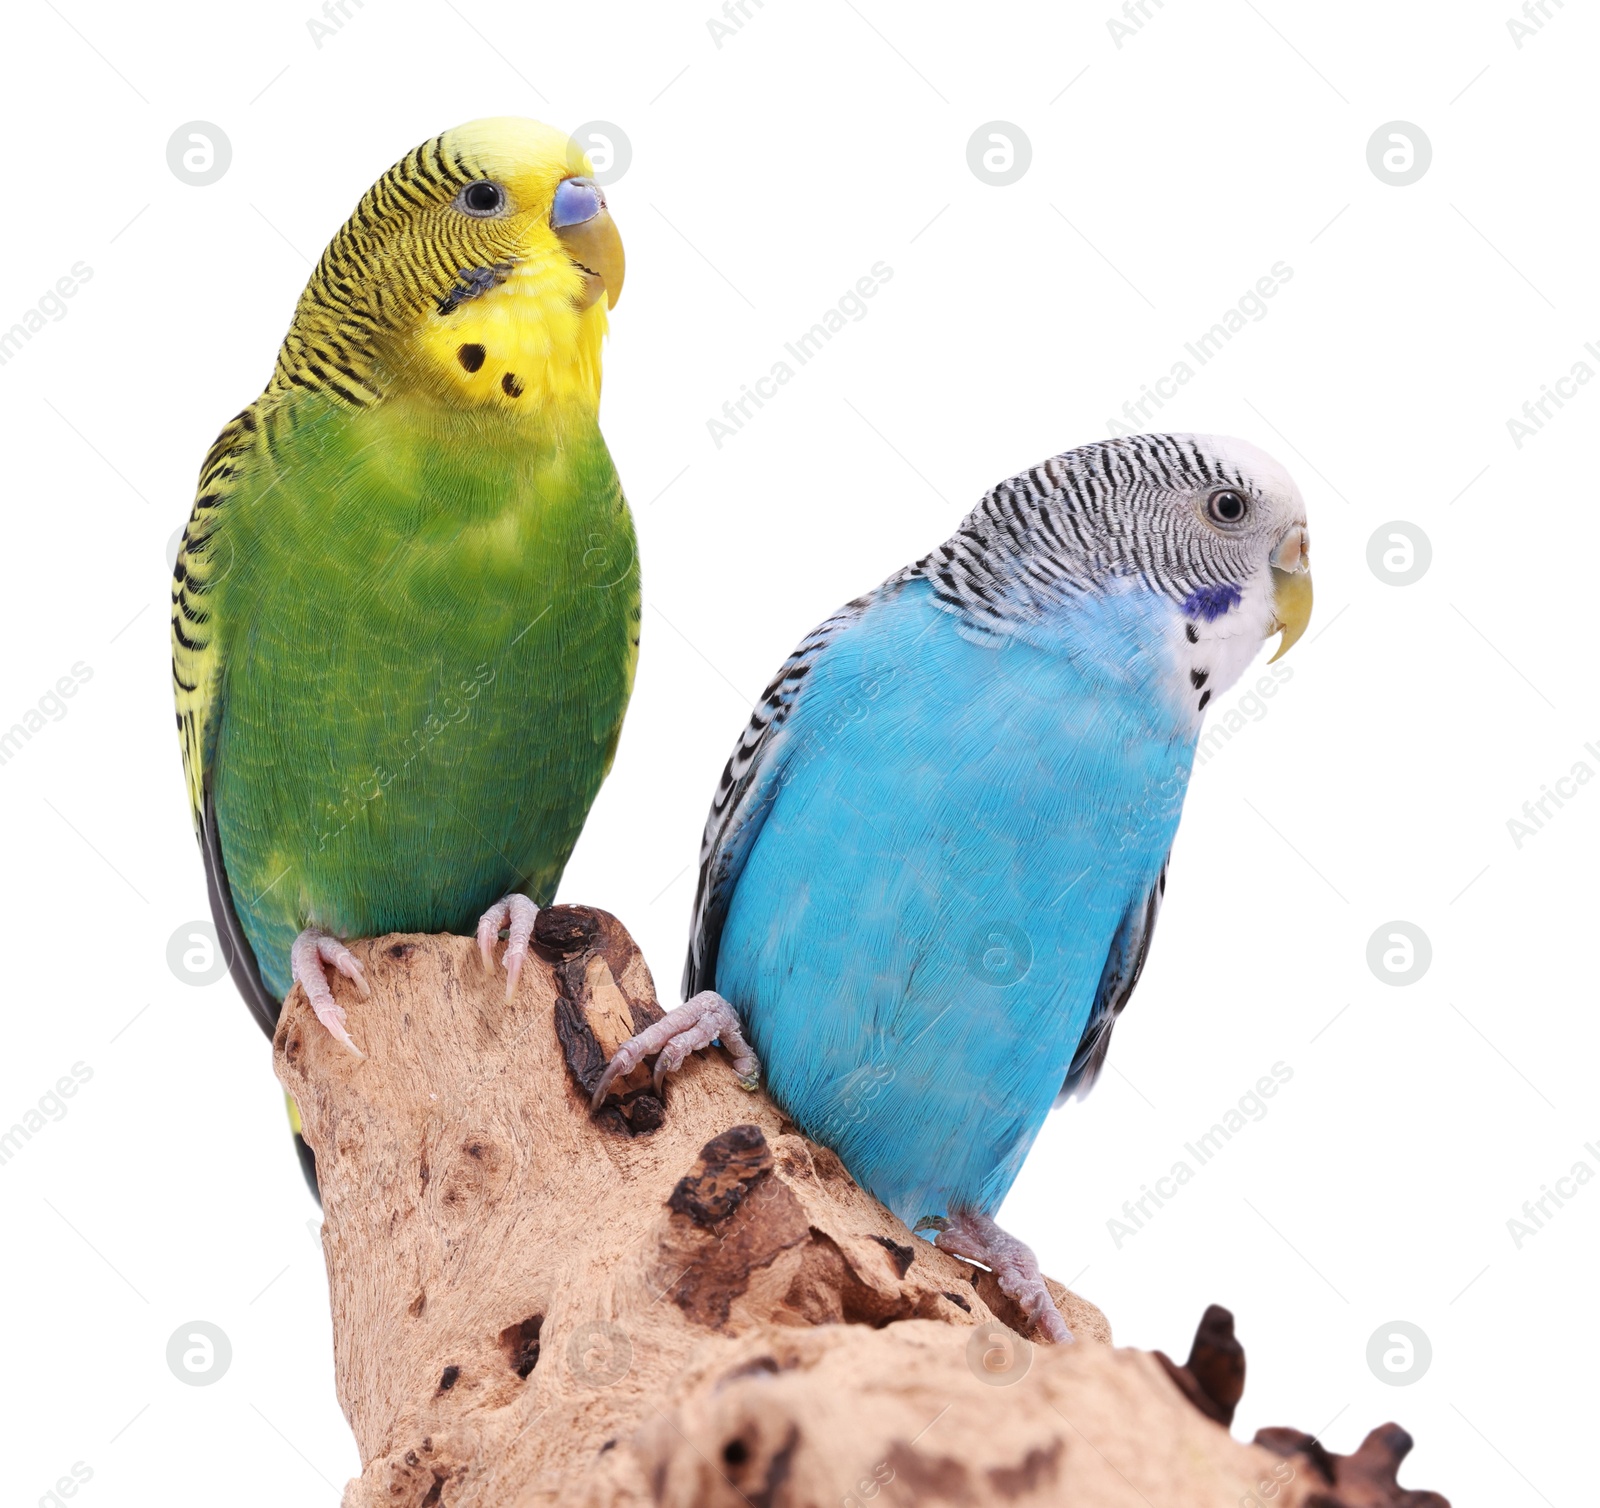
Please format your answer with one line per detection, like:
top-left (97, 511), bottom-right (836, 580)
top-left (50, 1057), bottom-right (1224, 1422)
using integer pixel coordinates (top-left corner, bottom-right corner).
top-left (202, 783), bottom-right (280, 1040)
top-left (1057, 856), bottom-right (1168, 1104)
top-left (173, 403), bottom-right (267, 838)
top-left (682, 592), bottom-right (883, 1001)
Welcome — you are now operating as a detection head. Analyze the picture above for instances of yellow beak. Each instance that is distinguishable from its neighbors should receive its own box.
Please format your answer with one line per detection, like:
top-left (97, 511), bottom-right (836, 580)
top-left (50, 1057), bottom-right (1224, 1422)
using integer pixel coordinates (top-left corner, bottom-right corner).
top-left (1268, 526), bottom-right (1313, 663)
top-left (556, 207), bottom-right (625, 312)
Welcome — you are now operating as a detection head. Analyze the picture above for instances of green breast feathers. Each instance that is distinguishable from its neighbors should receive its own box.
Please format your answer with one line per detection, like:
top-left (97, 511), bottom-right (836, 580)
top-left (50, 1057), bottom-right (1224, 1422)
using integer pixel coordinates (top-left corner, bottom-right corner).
top-left (178, 390), bottom-right (638, 1014)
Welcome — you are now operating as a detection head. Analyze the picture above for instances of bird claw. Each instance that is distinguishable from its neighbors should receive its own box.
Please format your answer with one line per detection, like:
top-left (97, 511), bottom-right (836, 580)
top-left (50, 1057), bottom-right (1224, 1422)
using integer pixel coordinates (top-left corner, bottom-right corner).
top-left (477, 894), bottom-right (539, 1002)
top-left (935, 1210), bottom-right (1074, 1344)
top-left (592, 989), bottom-right (760, 1110)
top-left (290, 928), bottom-right (369, 1059)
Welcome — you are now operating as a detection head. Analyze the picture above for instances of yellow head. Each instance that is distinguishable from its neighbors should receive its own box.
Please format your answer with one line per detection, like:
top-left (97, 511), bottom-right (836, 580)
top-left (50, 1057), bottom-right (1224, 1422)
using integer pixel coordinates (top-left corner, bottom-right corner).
top-left (268, 117), bottom-right (624, 415)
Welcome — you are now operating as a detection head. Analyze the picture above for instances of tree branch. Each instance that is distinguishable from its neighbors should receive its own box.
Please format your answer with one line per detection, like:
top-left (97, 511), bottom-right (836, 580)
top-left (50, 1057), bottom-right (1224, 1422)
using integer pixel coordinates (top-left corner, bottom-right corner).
top-left (275, 906), bottom-right (1447, 1508)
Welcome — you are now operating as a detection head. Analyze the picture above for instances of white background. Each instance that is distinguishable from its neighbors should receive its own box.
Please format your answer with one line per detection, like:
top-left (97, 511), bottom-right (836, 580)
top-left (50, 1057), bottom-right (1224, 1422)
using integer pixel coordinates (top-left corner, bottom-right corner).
top-left (1, 2), bottom-right (1593, 1503)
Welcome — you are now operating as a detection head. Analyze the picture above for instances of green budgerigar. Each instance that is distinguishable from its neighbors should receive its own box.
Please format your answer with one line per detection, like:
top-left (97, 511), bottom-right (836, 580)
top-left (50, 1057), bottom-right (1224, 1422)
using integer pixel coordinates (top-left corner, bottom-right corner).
top-left (171, 119), bottom-right (637, 1172)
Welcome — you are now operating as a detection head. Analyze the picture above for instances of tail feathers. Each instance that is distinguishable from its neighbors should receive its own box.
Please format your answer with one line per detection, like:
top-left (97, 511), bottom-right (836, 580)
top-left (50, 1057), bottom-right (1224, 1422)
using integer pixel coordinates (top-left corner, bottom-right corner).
top-left (203, 789), bottom-right (316, 1200)
top-left (285, 1093), bottom-right (321, 1204)
top-left (202, 786), bottom-right (281, 1040)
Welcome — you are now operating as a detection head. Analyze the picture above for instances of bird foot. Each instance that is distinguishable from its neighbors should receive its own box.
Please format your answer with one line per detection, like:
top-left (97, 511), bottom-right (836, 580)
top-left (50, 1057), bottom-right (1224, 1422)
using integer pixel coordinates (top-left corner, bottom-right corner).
top-left (477, 893), bottom-right (539, 1002)
top-left (290, 928), bottom-right (370, 1059)
top-left (591, 989), bottom-right (760, 1109)
top-left (935, 1210), bottom-right (1074, 1344)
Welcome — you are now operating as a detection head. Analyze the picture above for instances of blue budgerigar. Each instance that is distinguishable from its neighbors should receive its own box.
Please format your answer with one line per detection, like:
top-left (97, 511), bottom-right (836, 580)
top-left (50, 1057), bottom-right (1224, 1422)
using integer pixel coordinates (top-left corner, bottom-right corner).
top-left (597, 434), bottom-right (1312, 1340)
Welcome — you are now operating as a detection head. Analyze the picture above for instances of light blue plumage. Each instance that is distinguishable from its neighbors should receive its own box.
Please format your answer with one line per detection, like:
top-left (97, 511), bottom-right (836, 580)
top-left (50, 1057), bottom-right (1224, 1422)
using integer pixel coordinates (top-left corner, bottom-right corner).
top-left (714, 576), bottom-right (1188, 1224)
top-left (598, 433), bottom-right (1313, 1339)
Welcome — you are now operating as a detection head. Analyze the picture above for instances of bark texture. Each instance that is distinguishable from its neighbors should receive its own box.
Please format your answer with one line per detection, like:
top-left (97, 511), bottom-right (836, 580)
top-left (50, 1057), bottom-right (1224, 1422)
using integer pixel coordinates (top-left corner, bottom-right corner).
top-left (274, 905), bottom-right (1448, 1508)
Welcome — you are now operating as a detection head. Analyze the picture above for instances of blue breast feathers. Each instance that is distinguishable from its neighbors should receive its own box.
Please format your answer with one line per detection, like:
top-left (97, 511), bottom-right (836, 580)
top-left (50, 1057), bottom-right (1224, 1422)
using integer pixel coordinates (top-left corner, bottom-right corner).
top-left (712, 577), bottom-right (1198, 1227)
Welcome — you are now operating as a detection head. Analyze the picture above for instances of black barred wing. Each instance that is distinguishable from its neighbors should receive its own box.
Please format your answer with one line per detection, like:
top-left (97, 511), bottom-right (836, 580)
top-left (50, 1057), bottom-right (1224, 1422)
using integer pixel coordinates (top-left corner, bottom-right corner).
top-left (682, 593), bottom-right (880, 1000)
top-left (172, 405), bottom-right (264, 836)
top-left (172, 403), bottom-right (288, 1038)
top-left (1057, 857), bottom-right (1168, 1103)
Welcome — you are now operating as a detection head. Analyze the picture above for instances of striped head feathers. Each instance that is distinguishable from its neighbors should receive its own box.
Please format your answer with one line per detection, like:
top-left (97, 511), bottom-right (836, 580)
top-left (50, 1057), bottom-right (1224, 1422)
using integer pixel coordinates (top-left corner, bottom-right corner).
top-left (910, 433), bottom-right (1313, 692)
top-left (268, 118), bottom-right (624, 414)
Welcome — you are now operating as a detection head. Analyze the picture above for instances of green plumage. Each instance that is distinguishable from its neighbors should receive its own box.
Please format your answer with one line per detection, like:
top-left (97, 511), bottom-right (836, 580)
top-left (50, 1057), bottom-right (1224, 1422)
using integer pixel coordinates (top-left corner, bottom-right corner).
top-left (206, 392), bottom-right (637, 1001)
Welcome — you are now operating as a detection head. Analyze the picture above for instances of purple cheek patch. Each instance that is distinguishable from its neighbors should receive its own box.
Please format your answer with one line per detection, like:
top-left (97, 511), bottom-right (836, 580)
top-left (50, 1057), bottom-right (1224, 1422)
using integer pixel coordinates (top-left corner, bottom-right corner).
top-left (1182, 583), bottom-right (1242, 621)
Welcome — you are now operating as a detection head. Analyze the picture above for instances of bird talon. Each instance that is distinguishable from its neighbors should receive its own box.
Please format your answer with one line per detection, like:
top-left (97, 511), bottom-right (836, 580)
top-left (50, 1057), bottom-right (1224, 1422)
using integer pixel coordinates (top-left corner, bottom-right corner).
top-left (591, 1048), bottom-right (637, 1110)
top-left (329, 947), bottom-right (370, 998)
top-left (318, 1005), bottom-right (366, 1061)
top-left (591, 989), bottom-right (759, 1110)
top-left (291, 928), bottom-right (368, 1058)
top-left (476, 894), bottom-right (539, 1001)
top-left (935, 1210), bottom-right (1073, 1344)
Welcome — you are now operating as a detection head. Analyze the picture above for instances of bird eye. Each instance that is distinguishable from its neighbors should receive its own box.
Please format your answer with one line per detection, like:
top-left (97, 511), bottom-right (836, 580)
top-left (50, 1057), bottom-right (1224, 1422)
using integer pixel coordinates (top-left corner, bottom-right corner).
top-left (456, 181), bottom-right (508, 217)
top-left (1205, 489), bottom-right (1249, 525)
